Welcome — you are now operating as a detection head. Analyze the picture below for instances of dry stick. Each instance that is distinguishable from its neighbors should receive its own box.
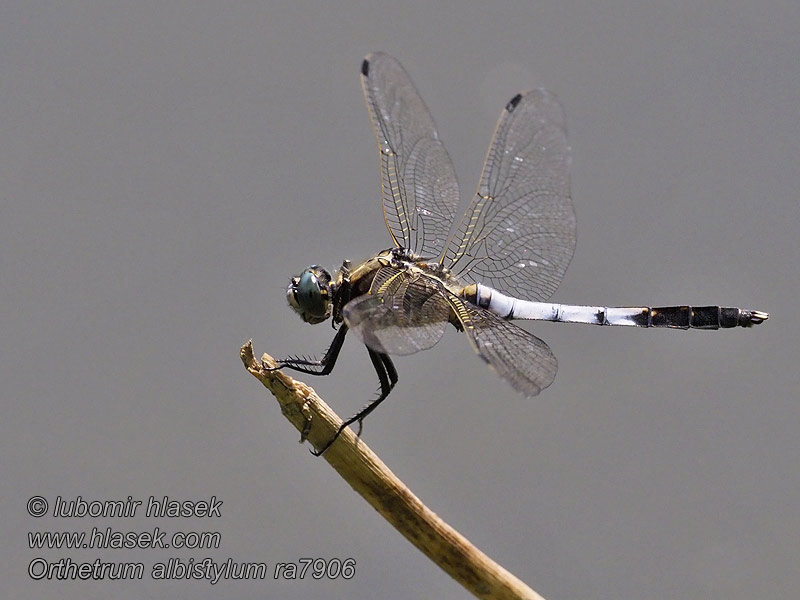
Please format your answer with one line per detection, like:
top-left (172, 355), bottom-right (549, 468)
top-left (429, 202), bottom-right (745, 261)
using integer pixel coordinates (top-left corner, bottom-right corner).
top-left (241, 340), bottom-right (546, 600)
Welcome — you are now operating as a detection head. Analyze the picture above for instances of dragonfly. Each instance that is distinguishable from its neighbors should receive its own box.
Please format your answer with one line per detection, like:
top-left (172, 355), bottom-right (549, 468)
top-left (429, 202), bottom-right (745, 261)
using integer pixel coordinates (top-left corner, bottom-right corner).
top-left (272, 52), bottom-right (768, 455)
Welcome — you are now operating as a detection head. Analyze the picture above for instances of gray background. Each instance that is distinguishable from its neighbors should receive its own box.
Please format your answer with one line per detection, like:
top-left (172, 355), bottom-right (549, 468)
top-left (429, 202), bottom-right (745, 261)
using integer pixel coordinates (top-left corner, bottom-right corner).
top-left (3, 1), bottom-right (798, 599)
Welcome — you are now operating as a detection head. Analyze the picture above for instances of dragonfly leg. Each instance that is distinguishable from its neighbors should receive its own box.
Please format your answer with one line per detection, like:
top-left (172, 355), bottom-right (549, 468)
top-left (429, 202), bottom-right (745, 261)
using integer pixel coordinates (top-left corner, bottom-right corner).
top-left (266, 325), bottom-right (348, 376)
top-left (310, 349), bottom-right (397, 456)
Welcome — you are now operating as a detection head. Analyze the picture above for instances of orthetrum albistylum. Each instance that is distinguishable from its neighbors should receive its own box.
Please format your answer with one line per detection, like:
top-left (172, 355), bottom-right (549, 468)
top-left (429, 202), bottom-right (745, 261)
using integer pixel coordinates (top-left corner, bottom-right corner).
top-left (271, 53), bottom-right (768, 455)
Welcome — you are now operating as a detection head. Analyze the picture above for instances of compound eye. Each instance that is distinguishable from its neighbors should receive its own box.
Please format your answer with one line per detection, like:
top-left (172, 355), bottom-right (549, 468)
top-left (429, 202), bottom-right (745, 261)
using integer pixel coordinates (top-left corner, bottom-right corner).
top-left (297, 271), bottom-right (325, 316)
top-left (286, 267), bottom-right (331, 324)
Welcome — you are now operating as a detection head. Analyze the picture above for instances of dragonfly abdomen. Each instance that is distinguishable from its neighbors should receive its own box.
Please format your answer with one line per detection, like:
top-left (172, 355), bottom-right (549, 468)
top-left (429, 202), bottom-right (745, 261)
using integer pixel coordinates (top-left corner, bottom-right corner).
top-left (464, 284), bottom-right (768, 329)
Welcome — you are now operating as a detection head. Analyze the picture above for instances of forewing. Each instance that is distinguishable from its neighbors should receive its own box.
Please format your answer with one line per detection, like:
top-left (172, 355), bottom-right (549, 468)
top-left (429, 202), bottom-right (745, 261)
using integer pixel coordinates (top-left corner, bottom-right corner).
top-left (447, 292), bottom-right (558, 396)
top-left (343, 267), bottom-right (449, 355)
top-left (443, 89), bottom-right (576, 301)
top-left (361, 53), bottom-right (460, 257)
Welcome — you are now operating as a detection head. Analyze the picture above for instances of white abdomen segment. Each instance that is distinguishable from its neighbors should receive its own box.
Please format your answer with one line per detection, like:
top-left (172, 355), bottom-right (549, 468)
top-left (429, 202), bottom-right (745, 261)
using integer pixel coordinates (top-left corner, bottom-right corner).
top-left (463, 284), bottom-right (768, 329)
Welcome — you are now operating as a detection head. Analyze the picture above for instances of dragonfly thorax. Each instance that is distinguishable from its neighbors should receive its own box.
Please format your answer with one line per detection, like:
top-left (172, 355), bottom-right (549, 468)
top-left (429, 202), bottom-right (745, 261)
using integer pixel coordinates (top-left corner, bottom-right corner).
top-left (287, 265), bottom-right (333, 324)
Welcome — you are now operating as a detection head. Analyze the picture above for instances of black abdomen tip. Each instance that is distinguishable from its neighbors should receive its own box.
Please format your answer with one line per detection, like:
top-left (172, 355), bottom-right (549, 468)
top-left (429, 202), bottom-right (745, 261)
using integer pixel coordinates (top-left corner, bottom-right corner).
top-left (506, 93), bottom-right (523, 112)
top-left (361, 59), bottom-right (370, 76)
top-left (739, 309), bottom-right (769, 326)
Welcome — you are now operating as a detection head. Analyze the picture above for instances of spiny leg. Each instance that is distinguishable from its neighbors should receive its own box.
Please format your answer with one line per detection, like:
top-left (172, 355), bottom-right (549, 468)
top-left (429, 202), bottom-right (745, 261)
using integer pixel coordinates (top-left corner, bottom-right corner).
top-left (352, 352), bottom-right (398, 436)
top-left (265, 325), bottom-right (348, 376)
top-left (310, 348), bottom-right (398, 456)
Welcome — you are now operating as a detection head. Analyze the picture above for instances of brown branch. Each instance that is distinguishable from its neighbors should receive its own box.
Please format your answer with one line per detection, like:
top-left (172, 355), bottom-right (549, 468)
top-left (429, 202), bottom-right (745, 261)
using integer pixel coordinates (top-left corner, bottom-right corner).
top-left (240, 340), bottom-right (547, 600)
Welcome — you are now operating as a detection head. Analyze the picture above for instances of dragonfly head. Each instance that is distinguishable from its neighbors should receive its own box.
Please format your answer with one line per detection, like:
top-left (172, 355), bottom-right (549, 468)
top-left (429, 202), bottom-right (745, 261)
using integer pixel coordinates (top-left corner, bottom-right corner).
top-left (287, 266), bottom-right (333, 324)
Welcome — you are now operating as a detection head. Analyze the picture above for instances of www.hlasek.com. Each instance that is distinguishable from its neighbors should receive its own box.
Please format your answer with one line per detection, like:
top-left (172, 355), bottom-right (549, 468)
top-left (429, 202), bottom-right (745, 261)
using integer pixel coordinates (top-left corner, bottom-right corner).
top-left (29, 526), bottom-right (221, 550)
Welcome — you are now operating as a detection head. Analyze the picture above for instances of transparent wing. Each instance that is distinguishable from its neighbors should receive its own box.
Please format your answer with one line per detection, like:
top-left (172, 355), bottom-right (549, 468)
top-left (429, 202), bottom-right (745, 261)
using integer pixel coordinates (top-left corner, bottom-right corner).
top-left (361, 52), bottom-right (460, 257)
top-left (343, 267), bottom-right (450, 356)
top-left (443, 89), bottom-right (576, 301)
top-left (447, 292), bottom-right (558, 396)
